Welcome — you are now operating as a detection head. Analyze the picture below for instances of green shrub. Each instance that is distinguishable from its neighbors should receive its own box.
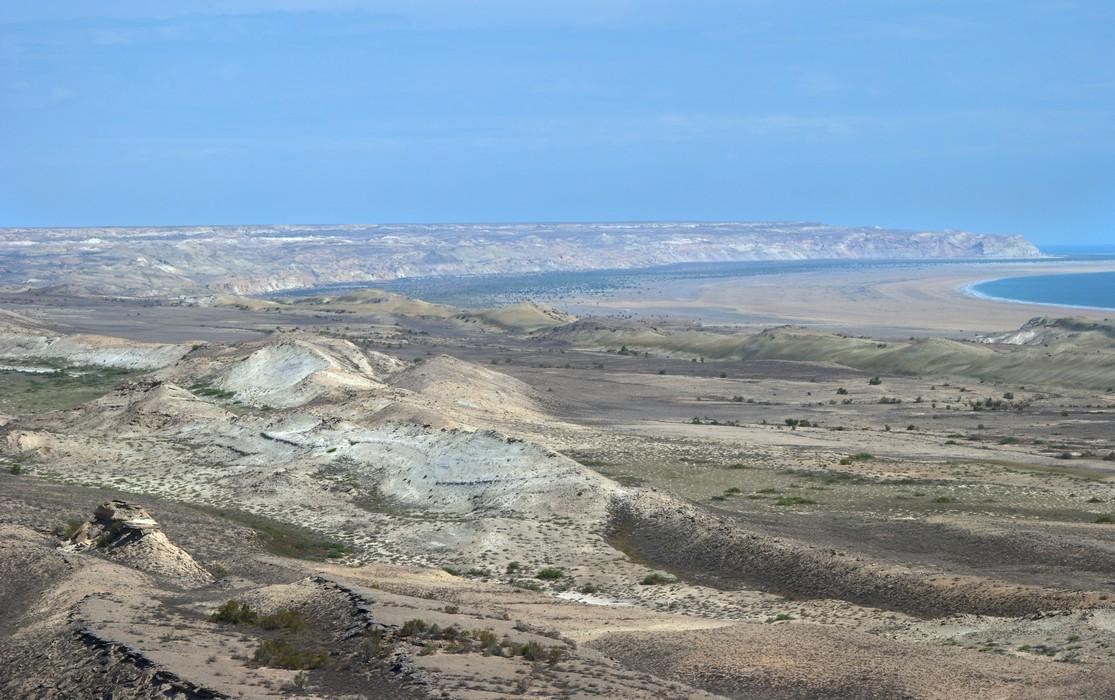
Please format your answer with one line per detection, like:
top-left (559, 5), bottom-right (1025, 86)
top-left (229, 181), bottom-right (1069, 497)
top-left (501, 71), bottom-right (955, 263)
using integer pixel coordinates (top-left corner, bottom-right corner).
top-left (1094, 515), bottom-right (1114, 524)
top-left (640, 572), bottom-right (674, 585)
top-left (61, 519), bottom-right (84, 539)
top-left (211, 600), bottom-right (257, 625)
top-left (473, 629), bottom-right (499, 651)
top-left (360, 631), bottom-right (387, 660)
top-left (774, 496), bottom-right (817, 506)
top-left (253, 639), bottom-right (327, 670)
top-left (400, 619), bottom-right (429, 636)
top-left (520, 641), bottom-right (546, 661)
top-left (536, 567), bottom-right (564, 580)
top-left (868, 376), bottom-right (882, 385)
top-left (291, 671), bottom-right (309, 690)
top-left (258, 609), bottom-right (307, 631)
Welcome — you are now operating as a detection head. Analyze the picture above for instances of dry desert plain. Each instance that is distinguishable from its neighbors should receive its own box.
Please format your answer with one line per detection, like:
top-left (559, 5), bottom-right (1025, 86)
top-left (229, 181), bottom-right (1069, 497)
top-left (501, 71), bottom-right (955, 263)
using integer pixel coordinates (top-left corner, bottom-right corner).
top-left (2, 267), bottom-right (1115, 699)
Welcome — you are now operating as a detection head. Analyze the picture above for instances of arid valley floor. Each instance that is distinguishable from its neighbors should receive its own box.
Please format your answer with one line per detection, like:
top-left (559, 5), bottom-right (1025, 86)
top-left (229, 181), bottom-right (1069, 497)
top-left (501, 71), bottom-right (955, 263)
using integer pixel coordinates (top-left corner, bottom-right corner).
top-left (3, 265), bottom-right (1115, 699)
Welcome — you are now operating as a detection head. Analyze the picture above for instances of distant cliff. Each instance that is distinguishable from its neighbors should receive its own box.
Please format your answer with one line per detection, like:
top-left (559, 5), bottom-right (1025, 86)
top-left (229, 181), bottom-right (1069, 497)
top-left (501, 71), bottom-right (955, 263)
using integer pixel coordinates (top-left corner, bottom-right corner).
top-left (0, 222), bottom-right (1042, 296)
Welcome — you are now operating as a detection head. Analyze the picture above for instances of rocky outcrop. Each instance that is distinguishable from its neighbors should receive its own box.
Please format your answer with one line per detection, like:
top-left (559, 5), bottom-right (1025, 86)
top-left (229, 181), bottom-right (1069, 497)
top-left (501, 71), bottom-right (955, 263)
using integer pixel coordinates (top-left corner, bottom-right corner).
top-left (978, 316), bottom-right (1115, 348)
top-left (0, 330), bottom-right (190, 370)
top-left (0, 222), bottom-right (1042, 295)
top-left (63, 501), bottom-right (213, 586)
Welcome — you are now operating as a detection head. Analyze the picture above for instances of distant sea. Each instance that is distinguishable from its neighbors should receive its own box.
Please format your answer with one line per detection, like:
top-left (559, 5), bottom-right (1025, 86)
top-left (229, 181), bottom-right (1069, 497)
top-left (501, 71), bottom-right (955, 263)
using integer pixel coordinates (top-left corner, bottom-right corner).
top-left (290, 254), bottom-right (1114, 310)
top-left (969, 270), bottom-right (1115, 311)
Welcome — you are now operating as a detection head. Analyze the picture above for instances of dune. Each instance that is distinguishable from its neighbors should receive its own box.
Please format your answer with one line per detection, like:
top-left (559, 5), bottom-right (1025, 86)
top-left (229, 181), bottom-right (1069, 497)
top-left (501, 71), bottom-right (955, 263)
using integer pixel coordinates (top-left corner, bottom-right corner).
top-left (555, 317), bottom-right (1115, 390)
top-left (389, 354), bottom-right (546, 423)
top-left (364, 401), bottom-right (463, 430)
top-left (211, 288), bottom-right (457, 317)
top-left (0, 309), bottom-right (47, 334)
top-left (457, 301), bottom-right (576, 332)
top-left (66, 380), bottom-right (235, 434)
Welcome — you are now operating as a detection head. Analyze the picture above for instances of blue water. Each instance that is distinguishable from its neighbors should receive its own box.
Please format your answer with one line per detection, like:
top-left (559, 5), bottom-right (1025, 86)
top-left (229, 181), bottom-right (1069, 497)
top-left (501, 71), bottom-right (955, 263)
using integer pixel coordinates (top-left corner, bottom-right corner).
top-left (290, 258), bottom-right (1042, 308)
top-left (971, 271), bottom-right (1115, 311)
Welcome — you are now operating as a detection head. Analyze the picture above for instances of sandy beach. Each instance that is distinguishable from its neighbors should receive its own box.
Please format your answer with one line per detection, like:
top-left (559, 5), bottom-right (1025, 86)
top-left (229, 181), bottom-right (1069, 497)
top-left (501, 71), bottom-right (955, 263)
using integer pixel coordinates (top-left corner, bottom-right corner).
top-left (570, 260), bottom-right (1115, 335)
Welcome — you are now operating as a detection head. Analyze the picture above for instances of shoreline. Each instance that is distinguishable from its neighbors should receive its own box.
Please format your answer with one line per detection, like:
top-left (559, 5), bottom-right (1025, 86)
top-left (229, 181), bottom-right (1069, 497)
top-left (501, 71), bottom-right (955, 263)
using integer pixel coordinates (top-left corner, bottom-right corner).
top-left (563, 259), bottom-right (1115, 335)
top-left (963, 272), bottom-right (1115, 313)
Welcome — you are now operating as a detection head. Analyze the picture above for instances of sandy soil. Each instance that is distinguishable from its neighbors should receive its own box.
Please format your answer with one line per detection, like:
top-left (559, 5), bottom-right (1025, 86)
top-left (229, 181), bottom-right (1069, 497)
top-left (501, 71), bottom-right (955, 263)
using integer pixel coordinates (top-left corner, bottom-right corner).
top-left (571, 260), bottom-right (1115, 335)
top-left (4, 287), bottom-right (1115, 698)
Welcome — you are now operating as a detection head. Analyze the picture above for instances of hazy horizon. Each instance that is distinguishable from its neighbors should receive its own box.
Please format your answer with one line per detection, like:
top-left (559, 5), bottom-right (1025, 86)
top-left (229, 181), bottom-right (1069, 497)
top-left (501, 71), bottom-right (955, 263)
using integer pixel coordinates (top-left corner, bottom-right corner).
top-left (0, 218), bottom-right (1106, 250)
top-left (2, 1), bottom-right (1112, 246)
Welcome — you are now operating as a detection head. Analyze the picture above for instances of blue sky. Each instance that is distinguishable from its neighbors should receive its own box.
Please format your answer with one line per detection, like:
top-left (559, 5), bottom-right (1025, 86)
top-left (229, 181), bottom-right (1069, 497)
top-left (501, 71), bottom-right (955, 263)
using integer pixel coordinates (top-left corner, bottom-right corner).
top-left (1, 1), bottom-right (1112, 244)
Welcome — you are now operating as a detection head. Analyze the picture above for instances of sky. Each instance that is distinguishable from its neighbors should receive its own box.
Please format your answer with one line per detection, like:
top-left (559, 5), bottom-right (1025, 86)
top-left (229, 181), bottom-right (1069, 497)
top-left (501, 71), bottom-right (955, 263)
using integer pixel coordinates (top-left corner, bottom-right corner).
top-left (1, 1), bottom-right (1112, 245)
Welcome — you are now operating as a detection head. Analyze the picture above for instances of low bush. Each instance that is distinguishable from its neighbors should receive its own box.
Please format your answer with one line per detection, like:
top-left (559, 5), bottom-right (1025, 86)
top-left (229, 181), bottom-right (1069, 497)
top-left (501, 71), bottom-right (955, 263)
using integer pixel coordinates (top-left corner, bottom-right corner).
top-left (400, 619), bottom-right (429, 636)
top-left (258, 609), bottom-right (307, 631)
top-left (211, 600), bottom-right (257, 625)
top-left (253, 639), bottom-right (327, 670)
top-left (773, 496), bottom-right (817, 506)
top-left (520, 641), bottom-right (546, 661)
top-left (60, 519), bottom-right (84, 539)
